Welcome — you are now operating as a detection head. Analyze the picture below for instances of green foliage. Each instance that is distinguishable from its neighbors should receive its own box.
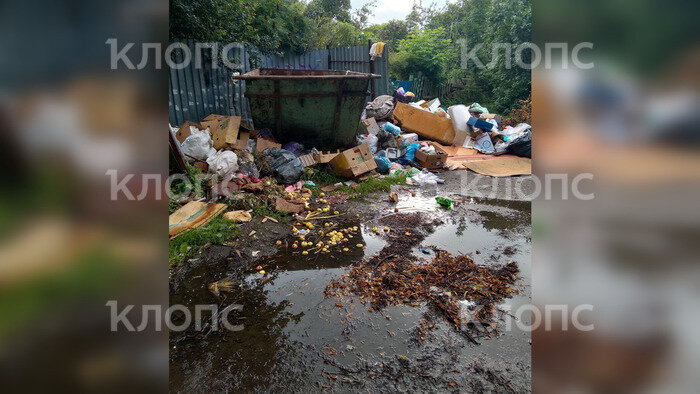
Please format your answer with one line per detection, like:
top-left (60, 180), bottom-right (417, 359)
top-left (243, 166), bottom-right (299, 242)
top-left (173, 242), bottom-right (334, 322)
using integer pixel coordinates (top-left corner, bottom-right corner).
top-left (169, 216), bottom-right (241, 265)
top-left (306, 19), bottom-right (370, 49)
top-left (169, 0), bottom-right (531, 112)
top-left (421, 0), bottom-right (532, 114)
top-left (364, 19), bottom-right (409, 51)
top-left (391, 28), bottom-right (458, 84)
top-left (170, 0), bottom-right (313, 53)
top-left (304, 0), bottom-right (352, 22)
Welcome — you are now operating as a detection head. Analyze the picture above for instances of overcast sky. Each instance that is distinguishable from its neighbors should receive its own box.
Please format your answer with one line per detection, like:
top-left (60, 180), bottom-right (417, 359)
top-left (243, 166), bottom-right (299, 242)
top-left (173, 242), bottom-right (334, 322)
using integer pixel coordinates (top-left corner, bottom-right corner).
top-left (350, 0), bottom-right (456, 25)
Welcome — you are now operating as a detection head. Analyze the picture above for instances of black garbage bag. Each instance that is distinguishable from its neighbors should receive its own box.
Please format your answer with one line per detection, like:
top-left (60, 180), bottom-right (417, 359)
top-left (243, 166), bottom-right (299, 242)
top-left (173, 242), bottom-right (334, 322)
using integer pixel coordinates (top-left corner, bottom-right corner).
top-left (264, 147), bottom-right (304, 184)
top-left (506, 129), bottom-right (531, 158)
top-left (237, 151), bottom-right (260, 178)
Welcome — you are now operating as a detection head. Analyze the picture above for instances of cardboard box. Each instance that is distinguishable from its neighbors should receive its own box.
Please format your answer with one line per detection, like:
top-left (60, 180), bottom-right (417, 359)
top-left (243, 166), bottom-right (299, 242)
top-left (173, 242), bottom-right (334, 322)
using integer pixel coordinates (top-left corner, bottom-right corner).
top-left (480, 113), bottom-right (503, 124)
top-left (393, 102), bottom-right (467, 146)
top-left (313, 150), bottom-right (341, 164)
top-left (232, 131), bottom-right (250, 151)
top-left (255, 138), bottom-right (282, 153)
top-left (299, 153), bottom-right (317, 167)
top-left (200, 114), bottom-right (241, 150)
top-left (176, 121), bottom-right (203, 144)
top-left (414, 142), bottom-right (448, 170)
top-left (360, 117), bottom-right (381, 135)
top-left (329, 143), bottom-right (377, 178)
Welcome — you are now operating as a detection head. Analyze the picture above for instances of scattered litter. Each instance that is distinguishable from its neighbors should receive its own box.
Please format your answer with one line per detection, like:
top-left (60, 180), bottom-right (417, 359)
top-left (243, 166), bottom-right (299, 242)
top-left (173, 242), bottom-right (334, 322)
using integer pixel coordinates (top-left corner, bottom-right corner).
top-left (436, 196), bottom-right (453, 210)
top-left (275, 196), bottom-right (306, 213)
top-left (223, 210), bottom-right (252, 222)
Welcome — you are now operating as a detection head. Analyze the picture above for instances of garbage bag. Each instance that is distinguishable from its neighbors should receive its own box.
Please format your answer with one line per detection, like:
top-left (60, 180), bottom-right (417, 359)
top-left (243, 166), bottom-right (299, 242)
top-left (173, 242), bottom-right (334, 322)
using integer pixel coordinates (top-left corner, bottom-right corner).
top-left (181, 127), bottom-right (215, 161)
top-left (374, 152), bottom-right (391, 174)
top-left (237, 151), bottom-right (260, 178)
top-left (403, 142), bottom-right (420, 164)
top-left (469, 102), bottom-right (489, 114)
top-left (364, 95), bottom-right (395, 120)
top-left (265, 148), bottom-right (304, 184)
top-left (448, 105), bottom-right (479, 139)
top-left (506, 129), bottom-right (531, 158)
top-left (283, 141), bottom-right (303, 154)
top-left (410, 169), bottom-right (444, 187)
top-left (207, 150), bottom-right (238, 177)
top-left (376, 128), bottom-right (398, 150)
top-left (357, 134), bottom-right (378, 153)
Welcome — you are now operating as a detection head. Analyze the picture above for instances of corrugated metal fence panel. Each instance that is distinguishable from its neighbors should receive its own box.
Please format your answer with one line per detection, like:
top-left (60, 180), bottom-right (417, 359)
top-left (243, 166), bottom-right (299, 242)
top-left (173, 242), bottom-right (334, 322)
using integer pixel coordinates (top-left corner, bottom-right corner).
top-left (169, 42), bottom-right (388, 127)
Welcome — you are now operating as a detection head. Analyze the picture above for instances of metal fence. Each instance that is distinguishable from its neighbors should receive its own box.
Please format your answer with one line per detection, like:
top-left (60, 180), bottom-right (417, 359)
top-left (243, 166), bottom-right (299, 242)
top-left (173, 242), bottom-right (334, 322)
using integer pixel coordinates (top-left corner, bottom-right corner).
top-left (168, 40), bottom-right (390, 127)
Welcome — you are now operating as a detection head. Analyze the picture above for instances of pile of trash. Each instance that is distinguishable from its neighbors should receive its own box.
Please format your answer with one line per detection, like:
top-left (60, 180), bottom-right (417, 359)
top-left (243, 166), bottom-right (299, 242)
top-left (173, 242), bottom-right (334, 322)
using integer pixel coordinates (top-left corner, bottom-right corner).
top-left (170, 88), bottom-right (531, 193)
top-left (168, 87), bottom-right (532, 235)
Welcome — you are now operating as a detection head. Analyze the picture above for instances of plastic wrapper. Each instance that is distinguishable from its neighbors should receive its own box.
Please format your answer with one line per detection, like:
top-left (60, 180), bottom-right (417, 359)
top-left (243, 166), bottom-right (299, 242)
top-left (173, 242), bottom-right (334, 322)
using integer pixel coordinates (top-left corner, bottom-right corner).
top-left (180, 127), bottom-right (215, 161)
top-left (206, 149), bottom-right (238, 177)
top-left (364, 95), bottom-right (395, 120)
top-left (374, 151), bottom-right (391, 174)
top-left (357, 134), bottom-right (378, 153)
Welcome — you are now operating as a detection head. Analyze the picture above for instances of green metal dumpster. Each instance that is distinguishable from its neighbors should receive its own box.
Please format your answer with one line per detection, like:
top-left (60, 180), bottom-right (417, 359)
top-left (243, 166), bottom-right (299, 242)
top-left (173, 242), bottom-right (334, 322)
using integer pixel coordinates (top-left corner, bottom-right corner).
top-left (232, 69), bottom-right (380, 148)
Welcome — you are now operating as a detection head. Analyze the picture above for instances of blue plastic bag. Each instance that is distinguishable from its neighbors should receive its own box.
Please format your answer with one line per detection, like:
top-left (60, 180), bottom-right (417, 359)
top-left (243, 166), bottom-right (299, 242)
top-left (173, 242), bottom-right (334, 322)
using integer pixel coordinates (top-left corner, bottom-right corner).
top-left (374, 152), bottom-right (391, 174)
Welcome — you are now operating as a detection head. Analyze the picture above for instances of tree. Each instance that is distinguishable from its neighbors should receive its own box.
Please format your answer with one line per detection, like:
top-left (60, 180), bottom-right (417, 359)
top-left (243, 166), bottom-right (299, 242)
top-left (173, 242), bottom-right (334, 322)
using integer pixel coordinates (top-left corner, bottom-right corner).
top-left (352, 0), bottom-right (377, 29)
top-left (169, 0), bottom-right (312, 54)
top-left (391, 28), bottom-right (458, 84)
top-left (304, 0), bottom-right (352, 22)
top-left (364, 19), bottom-right (410, 51)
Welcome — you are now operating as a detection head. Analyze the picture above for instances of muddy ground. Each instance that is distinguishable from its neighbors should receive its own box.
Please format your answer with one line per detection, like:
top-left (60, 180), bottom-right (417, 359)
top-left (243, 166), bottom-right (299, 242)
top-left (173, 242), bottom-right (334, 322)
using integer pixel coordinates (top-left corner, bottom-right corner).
top-left (169, 171), bottom-right (532, 393)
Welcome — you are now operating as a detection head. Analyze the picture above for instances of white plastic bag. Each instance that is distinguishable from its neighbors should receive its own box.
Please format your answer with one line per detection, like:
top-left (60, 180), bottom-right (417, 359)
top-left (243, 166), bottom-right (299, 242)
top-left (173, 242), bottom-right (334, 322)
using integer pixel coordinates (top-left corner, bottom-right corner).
top-left (409, 169), bottom-right (444, 187)
top-left (180, 126), bottom-right (215, 161)
top-left (357, 134), bottom-right (378, 153)
top-left (206, 150), bottom-right (238, 177)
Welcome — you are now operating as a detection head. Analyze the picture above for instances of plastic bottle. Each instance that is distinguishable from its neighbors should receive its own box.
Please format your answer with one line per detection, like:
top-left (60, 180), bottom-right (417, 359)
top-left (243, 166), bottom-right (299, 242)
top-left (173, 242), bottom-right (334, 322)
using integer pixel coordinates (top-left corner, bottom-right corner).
top-left (382, 122), bottom-right (402, 135)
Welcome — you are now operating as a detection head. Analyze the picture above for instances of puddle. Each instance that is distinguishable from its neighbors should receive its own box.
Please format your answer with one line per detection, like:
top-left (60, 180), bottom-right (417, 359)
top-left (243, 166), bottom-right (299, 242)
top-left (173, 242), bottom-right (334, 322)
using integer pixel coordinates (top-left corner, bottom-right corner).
top-left (170, 197), bottom-right (531, 392)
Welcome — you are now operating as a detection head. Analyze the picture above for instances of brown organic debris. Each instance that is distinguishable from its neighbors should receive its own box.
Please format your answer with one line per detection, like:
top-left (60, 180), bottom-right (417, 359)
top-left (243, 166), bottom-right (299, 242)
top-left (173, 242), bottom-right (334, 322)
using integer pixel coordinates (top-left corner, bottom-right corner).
top-left (325, 249), bottom-right (519, 336)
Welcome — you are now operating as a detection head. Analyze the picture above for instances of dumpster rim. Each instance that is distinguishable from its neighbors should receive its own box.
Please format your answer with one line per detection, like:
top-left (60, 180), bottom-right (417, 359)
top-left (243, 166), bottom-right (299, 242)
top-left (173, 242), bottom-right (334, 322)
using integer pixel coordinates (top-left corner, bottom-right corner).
top-left (232, 68), bottom-right (381, 80)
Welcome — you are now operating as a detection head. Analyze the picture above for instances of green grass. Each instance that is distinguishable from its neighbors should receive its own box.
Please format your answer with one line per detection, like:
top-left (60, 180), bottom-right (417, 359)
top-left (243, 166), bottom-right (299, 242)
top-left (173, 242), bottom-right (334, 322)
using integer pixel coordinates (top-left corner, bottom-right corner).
top-left (251, 205), bottom-right (290, 223)
top-left (343, 174), bottom-right (407, 197)
top-left (301, 166), bottom-right (345, 186)
top-left (302, 166), bottom-right (407, 198)
top-left (169, 215), bottom-right (241, 265)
